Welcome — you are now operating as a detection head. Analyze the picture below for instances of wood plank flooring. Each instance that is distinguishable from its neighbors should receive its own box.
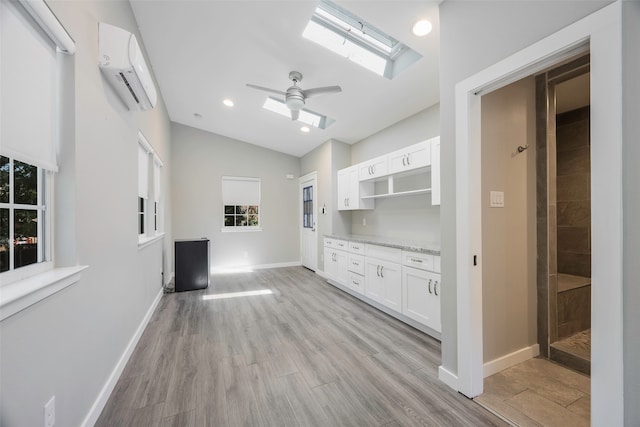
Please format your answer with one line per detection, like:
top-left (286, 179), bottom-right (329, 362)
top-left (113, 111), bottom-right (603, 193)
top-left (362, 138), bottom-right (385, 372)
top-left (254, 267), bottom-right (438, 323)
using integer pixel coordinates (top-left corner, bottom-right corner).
top-left (96, 267), bottom-right (507, 426)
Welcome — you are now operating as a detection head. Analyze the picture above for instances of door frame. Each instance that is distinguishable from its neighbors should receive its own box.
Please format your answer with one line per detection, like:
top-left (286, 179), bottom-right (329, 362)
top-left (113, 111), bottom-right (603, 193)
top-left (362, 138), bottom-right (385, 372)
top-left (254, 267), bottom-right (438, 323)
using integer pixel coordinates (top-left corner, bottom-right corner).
top-left (299, 171), bottom-right (318, 271)
top-left (454, 3), bottom-right (622, 425)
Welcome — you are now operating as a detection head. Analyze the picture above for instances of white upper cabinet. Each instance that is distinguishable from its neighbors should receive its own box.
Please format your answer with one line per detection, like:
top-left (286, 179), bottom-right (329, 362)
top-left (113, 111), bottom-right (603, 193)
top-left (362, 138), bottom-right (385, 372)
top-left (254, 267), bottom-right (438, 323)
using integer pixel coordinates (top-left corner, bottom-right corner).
top-left (388, 140), bottom-right (431, 174)
top-left (337, 166), bottom-right (374, 211)
top-left (336, 136), bottom-right (441, 209)
top-left (358, 155), bottom-right (388, 181)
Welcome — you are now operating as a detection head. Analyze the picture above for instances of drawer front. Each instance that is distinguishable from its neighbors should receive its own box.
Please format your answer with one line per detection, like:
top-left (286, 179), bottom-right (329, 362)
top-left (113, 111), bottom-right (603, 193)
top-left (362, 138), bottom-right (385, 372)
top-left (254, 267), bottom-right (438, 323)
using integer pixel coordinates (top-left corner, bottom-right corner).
top-left (349, 241), bottom-right (365, 254)
top-left (335, 239), bottom-right (348, 250)
top-left (365, 244), bottom-right (402, 264)
top-left (348, 254), bottom-right (365, 275)
top-left (348, 272), bottom-right (364, 294)
top-left (324, 237), bottom-right (347, 249)
top-left (402, 251), bottom-right (434, 271)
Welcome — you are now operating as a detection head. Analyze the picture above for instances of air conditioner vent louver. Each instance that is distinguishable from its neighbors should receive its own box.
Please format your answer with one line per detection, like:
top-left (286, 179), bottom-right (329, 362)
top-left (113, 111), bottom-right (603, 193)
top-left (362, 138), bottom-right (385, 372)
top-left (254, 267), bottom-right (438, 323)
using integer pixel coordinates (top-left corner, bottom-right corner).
top-left (119, 72), bottom-right (141, 104)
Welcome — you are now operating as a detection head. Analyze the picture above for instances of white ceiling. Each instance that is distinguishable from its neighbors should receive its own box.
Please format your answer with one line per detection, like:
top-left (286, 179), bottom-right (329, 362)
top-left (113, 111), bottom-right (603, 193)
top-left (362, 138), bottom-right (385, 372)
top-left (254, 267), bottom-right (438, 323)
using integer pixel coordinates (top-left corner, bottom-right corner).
top-left (130, 1), bottom-right (440, 158)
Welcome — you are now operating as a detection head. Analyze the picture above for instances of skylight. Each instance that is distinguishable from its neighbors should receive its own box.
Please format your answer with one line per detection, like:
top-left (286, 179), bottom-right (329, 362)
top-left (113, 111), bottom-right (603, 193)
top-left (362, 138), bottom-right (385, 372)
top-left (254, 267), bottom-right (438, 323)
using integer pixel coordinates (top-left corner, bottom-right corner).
top-left (263, 97), bottom-right (335, 130)
top-left (302, 0), bottom-right (422, 79)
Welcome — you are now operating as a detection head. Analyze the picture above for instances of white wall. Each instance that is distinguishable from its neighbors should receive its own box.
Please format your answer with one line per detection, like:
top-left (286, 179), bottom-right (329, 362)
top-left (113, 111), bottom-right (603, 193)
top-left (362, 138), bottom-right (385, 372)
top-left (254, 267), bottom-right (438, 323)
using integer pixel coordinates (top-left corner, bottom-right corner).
top-left (171, 123), bottom-right (300, 270)
top-left (438, 0), bottom-right (610, 379)
top-left (0, 1), bottom-right (173, 426)
top-left (350, 106), bottom-right (440, 242)
top-left (480, 77), bottom-right (537, 362)
top-left (622, 2), bottom-right (640, 425)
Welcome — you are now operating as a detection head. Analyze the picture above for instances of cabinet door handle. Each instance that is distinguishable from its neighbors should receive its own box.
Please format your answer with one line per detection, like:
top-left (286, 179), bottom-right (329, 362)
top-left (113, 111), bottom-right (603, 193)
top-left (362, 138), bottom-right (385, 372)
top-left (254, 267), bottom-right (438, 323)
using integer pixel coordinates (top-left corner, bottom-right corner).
top-left (376, 265), bottom-right (380, 277)
top-left (434, 281), bottom-right (439, 296)
top-left (428, 279), bottom-right (432, 294)
top-left (372, 165), bottom-right (376, 175)
top-left (407, 153), bottom-right (411, 165)
top-left (380, 266), bottom-right (384, 278)
top-left (402, 155), bottom-right (406, 166)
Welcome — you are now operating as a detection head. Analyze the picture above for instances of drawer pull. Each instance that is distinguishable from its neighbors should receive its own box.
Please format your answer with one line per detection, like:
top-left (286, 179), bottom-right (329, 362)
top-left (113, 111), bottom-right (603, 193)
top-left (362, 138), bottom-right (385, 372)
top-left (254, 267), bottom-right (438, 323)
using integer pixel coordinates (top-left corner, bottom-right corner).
top-left (411, 258), bottom-right (423, 263)
top-left (352, 245), bottom-right (359, 250)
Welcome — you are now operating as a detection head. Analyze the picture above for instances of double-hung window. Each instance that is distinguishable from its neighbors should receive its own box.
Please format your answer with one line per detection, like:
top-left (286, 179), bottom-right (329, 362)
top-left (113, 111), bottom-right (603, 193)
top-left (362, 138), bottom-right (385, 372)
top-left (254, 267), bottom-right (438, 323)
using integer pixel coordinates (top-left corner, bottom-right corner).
top-left (138, 131), bottom-right (163, 244)
top-left (1, 0), bottom-right (74, 284)
top-left (221, 177), bottom-right (261, 231)
top-left (153, 154), bottom-right (163, 234)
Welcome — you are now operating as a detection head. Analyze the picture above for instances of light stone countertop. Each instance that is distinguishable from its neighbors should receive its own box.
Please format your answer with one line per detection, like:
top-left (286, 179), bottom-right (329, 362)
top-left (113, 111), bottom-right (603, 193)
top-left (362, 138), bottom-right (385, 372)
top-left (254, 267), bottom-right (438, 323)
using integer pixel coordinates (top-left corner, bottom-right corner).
top-left (325, 234), bottom-right (440, 256)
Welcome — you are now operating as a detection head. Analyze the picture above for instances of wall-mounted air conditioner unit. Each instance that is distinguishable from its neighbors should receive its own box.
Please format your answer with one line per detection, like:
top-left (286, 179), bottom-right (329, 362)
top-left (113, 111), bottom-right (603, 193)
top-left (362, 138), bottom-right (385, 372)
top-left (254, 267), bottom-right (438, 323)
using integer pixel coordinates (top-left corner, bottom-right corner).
top-left (98, 22), bottom-right (157, 111)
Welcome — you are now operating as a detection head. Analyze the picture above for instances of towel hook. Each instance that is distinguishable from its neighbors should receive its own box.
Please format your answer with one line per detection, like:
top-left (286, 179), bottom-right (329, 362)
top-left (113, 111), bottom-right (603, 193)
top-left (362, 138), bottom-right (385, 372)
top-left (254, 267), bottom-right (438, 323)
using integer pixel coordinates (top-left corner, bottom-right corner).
top-left (517, 144), bottom-right (529, 153)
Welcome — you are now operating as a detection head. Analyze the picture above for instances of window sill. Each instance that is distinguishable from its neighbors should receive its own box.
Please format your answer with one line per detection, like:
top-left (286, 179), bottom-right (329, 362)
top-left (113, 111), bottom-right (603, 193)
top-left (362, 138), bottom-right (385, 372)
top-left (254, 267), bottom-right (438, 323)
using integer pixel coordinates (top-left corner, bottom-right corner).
top-left (221, 227), bottom-right (263, 233)
top-left (138, 232), bottom-right (165, 250)
top-left (0, 265), bottom-right (88, 322)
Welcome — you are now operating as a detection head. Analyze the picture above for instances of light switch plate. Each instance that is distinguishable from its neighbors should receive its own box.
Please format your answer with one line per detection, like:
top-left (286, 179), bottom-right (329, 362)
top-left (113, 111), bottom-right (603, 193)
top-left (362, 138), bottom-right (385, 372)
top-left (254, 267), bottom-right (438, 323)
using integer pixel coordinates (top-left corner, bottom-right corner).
top-left (490, 191), bottom-right (504, 208)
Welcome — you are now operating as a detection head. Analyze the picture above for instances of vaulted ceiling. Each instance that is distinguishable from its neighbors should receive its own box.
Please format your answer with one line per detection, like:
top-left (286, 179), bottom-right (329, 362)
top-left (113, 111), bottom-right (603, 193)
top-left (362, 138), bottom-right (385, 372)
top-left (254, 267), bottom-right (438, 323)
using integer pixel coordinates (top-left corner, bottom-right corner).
top-left (130, 1), bottom-right (440, 157)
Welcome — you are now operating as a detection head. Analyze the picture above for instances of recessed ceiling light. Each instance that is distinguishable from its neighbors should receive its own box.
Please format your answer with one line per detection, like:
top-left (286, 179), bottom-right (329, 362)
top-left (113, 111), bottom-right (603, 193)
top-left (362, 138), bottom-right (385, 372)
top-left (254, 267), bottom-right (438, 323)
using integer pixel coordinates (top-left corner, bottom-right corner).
top-left (301, 126), bottom-right (310, 133)
top-left (412, 19), bottom-right (432, 37)
top-left (223, 99), bottom-right (234, 107)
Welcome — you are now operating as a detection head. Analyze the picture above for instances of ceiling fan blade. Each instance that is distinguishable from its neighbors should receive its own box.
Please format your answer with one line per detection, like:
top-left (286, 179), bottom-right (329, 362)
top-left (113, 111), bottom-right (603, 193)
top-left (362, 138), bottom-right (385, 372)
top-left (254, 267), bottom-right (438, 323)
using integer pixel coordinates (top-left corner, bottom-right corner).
top-left (246, 84), bottom-right (286, 96)
top-left (291, 109), bottom-right (299, 121)
top-left (303, 85), bottom-right (342, 99)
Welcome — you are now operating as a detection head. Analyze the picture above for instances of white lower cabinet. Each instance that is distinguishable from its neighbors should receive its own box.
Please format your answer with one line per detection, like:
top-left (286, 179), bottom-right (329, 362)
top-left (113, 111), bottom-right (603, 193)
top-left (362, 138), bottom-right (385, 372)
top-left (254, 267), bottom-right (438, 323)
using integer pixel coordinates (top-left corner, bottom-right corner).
top-left (402, 266), bottom-right (441, 333)
top-left (365, 257), bottom-right (402, 312)
top-left (324, 237), bottom-right (441, 338)
top-left (324, 246), bottom-right (348, 286)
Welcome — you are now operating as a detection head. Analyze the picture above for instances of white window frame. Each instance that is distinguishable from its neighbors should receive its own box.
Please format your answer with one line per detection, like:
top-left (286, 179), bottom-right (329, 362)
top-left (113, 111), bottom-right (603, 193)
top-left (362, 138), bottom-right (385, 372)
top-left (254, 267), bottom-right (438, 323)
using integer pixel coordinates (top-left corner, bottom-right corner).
top-left (137, 131), bottom-right (164, 248)
top-left (221, 176), bottom-right (262, 232)
top-left (0, 0), bottom-right (86, 322)
top-left (0, 157), bottom-right (53, 284)
top-left (153, 154), bottom-right (163, 235)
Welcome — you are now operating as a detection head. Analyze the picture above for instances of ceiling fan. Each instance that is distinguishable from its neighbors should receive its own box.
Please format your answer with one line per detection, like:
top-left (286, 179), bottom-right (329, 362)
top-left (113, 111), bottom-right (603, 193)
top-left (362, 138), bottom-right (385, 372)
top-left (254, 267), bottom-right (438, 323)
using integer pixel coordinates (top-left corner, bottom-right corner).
top-left (247, 71), bottom-right (341, 121)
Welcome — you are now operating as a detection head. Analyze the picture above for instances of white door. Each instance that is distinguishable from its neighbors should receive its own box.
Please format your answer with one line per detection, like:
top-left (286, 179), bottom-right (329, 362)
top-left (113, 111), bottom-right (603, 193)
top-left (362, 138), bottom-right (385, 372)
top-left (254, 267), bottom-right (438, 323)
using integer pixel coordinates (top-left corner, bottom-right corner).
top-left (300, 172), bottom-right (317, 271)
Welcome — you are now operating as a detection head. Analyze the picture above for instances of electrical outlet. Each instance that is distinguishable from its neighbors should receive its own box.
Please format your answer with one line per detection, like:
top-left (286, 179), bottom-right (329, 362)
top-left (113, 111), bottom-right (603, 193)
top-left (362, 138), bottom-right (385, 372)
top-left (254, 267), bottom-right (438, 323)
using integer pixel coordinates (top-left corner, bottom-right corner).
top-left (44, 396), bottom-right (55, 427)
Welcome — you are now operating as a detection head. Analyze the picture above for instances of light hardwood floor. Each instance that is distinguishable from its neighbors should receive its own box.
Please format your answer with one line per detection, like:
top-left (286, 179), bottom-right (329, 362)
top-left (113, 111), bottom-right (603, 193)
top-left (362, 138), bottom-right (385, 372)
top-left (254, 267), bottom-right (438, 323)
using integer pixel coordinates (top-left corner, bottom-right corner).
top-left (96, 267), bottom-right (507, 426)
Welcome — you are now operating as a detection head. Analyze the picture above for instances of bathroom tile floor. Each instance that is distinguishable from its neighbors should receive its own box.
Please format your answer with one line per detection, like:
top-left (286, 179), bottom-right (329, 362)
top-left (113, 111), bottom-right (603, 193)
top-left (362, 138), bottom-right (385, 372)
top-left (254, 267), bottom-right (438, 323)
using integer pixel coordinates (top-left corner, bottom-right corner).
top-left (474, 357), bottom-right (590, 426)
top-left (552, 329), bottom-right (591, 361)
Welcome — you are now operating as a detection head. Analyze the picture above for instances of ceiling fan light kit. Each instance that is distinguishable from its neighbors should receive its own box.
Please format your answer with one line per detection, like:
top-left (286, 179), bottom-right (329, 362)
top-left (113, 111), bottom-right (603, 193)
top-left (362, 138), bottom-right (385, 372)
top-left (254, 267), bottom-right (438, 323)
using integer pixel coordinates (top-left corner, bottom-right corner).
top-left (247, 70), bottom-right (341, 122)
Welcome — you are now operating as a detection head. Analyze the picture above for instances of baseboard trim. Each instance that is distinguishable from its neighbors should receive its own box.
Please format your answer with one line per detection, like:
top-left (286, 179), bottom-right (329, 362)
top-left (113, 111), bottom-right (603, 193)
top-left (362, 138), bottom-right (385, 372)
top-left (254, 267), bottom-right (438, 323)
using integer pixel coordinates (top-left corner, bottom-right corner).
top-left (252, 261), bottom-right (301, 270)
top-left (483, 343), bottom-right (540, 378)
top-left (81, 288), bottom-right (163, 427)
top-left (315, 269), bottom-right (328, 280)
top-left (438, 365), bottom-right (459, 391)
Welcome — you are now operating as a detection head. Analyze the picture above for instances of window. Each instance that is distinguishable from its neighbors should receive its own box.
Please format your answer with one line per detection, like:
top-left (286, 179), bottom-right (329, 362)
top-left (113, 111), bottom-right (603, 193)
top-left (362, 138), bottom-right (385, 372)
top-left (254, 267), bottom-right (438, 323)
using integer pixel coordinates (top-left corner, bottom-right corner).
top-left (302, 0), bottom-right (422, 80)
top-left (138, 135), bottom-right (151, 239)
top-left (222, 177), bottom-right (261, 231)
top-left (153, 154), bottom-right (163, 234)
top-left (303, 185), bottom-right (313, 228)
top-left (0, 157), bottom-right (49, 274)
top-left (262, 97), bottom-right (335, 129)
top-left (138, 131), bottom-right (163, 244)
top-left (0, 0), bottom-right (74, 285)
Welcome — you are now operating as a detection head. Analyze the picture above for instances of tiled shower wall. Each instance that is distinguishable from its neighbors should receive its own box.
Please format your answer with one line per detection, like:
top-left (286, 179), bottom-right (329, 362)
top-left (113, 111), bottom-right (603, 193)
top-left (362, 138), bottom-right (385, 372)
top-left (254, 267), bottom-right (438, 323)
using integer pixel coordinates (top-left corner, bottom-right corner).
top-left (556, 107), bottom-right (591, 278)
